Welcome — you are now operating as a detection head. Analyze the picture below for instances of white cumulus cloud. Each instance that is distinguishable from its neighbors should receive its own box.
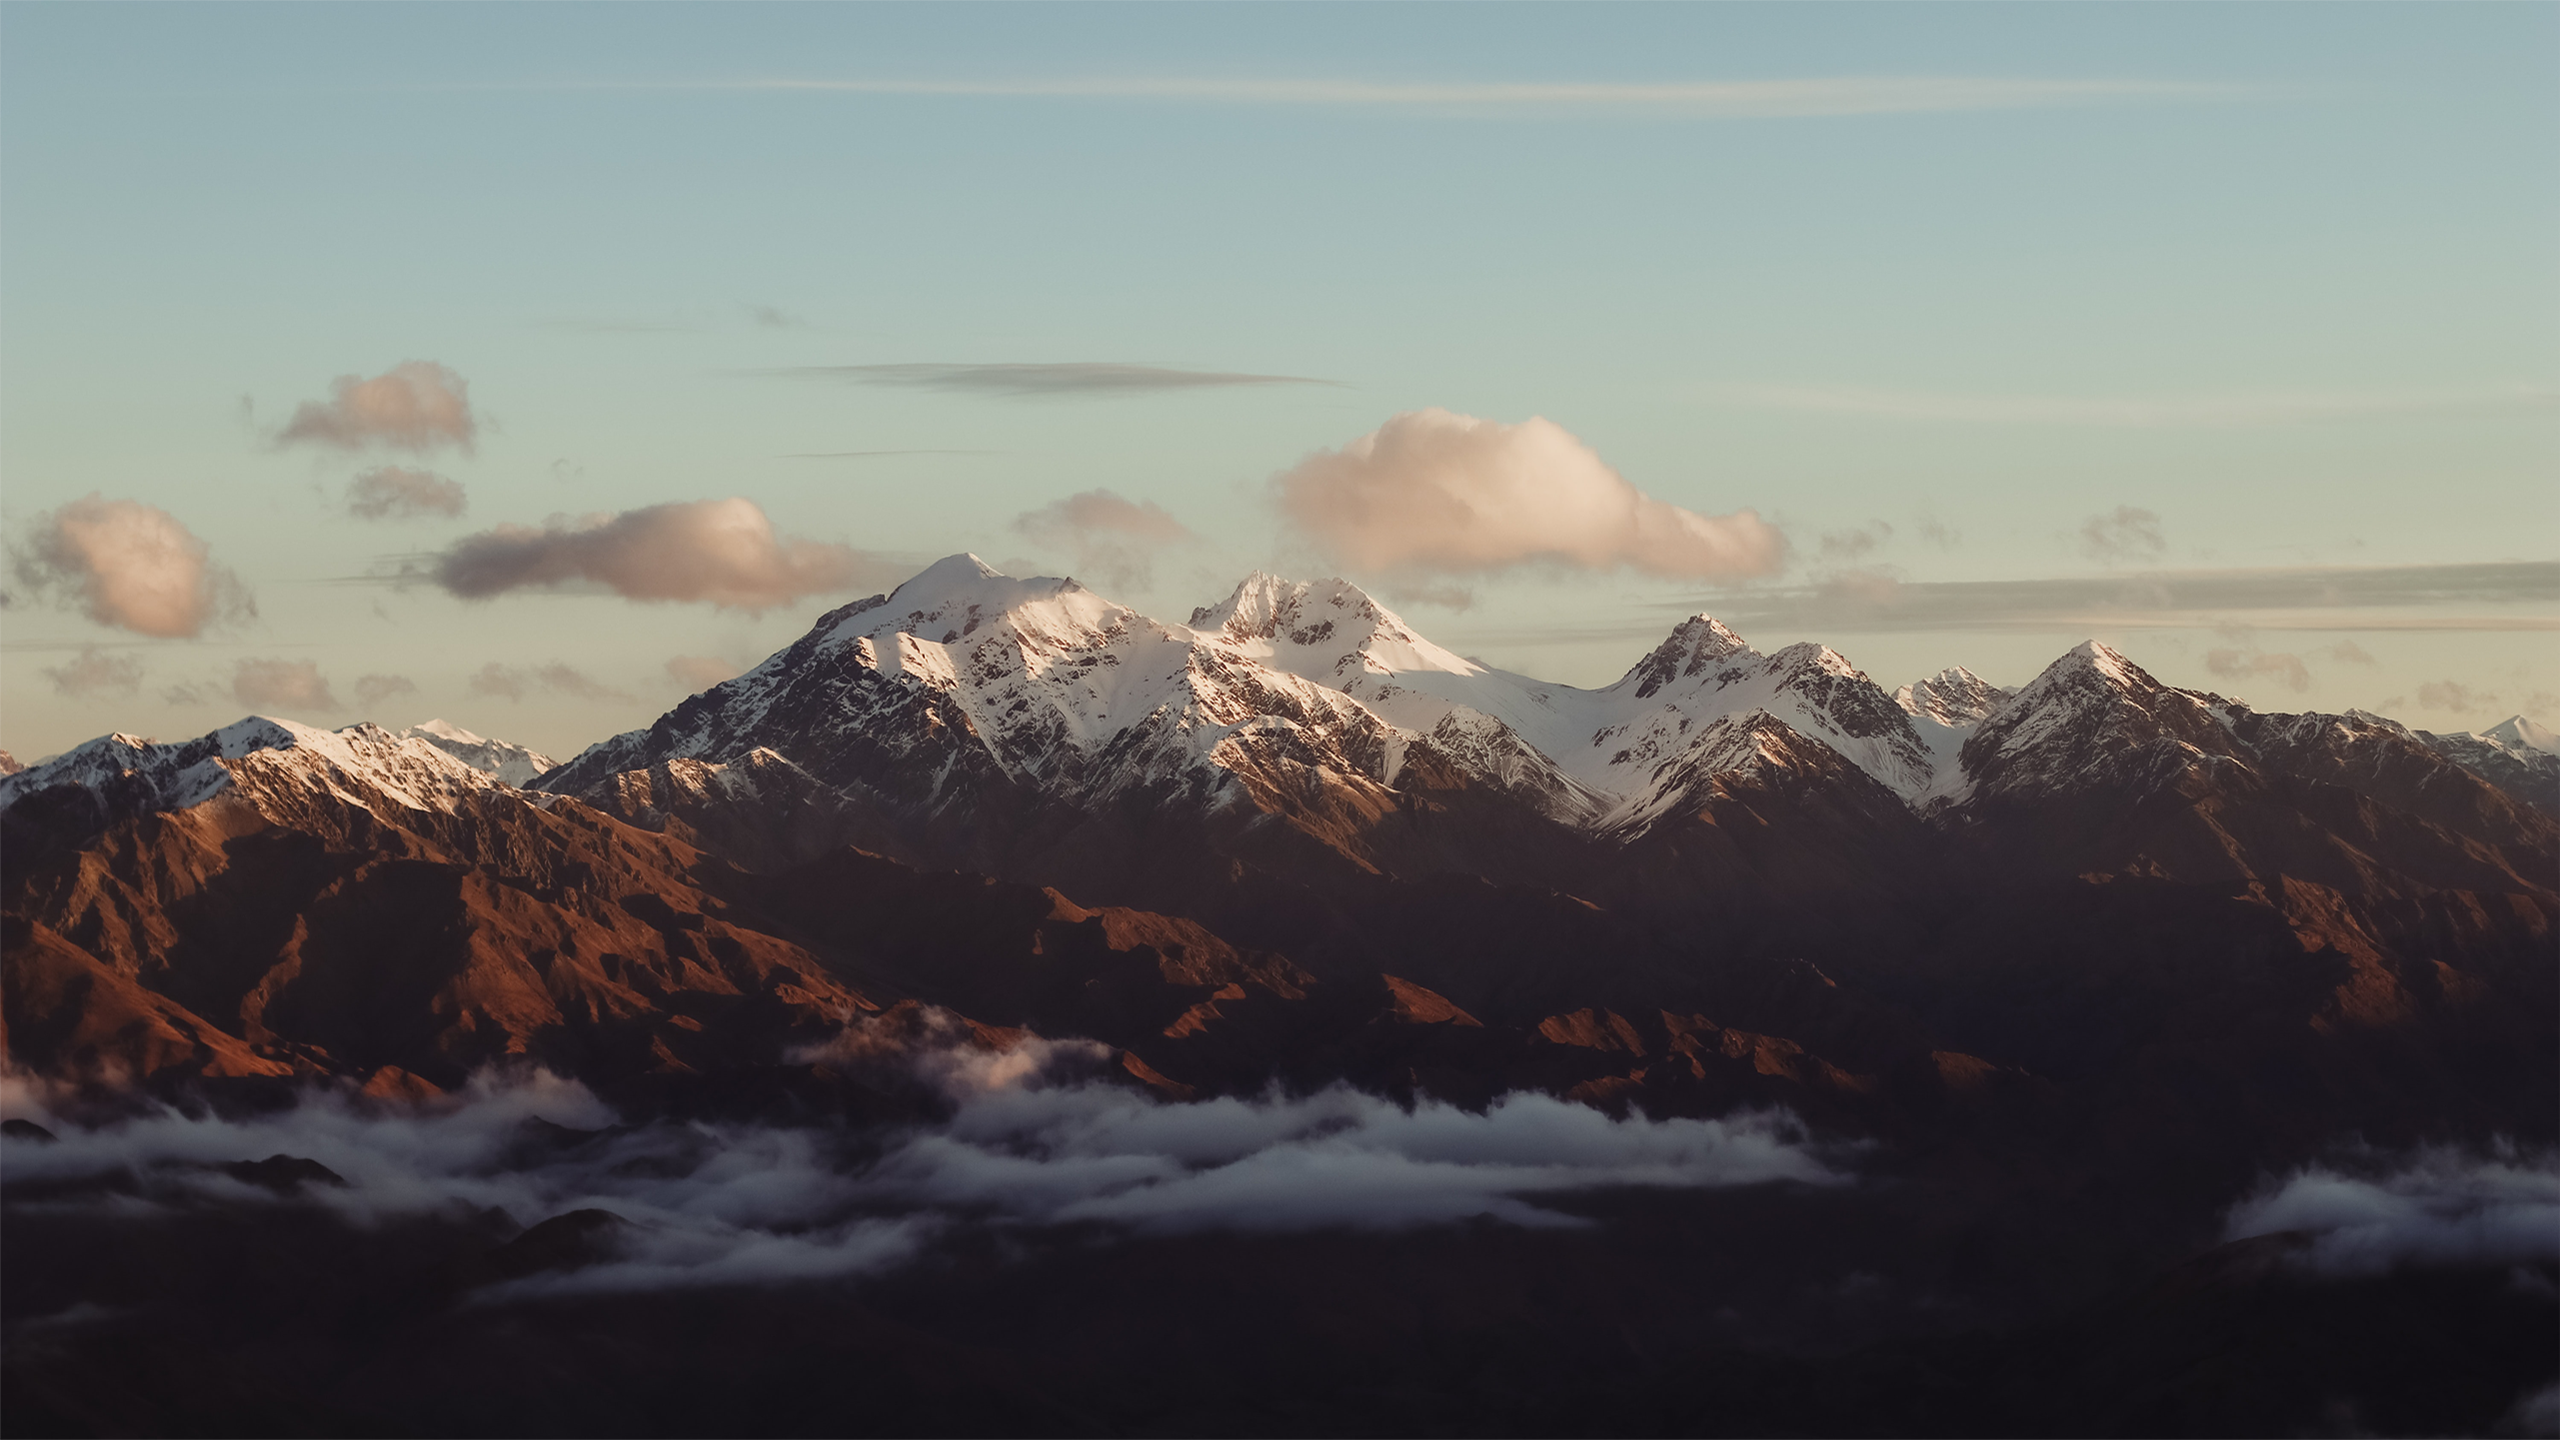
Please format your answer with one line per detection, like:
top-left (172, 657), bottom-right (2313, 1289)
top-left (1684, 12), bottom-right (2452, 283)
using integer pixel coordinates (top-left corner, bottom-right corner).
top-left (1272, 409), bottom-right (1784, 581)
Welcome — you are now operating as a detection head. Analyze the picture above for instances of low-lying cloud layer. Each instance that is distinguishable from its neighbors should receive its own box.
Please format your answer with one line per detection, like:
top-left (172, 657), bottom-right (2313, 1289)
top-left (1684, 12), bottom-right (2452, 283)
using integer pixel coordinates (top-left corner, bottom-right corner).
top-left (774, 362), bottom-right (1337, 398)
top-left (347, 466), bottom-right (467, 521)
top-left (8, 495), bottom-right (256, 638)
top-left (1274, 409), bottom-right (1785, 581)
top-left (1012, 489), bottom-right (1196, 591)
top-left (279, 361), bottom-right (477, 454)
top-left (2225, 1143), bottom-right (2560, 1277)
top-left (429, 499), bottom-right (897, 611)
top-left (0, 1036), bottom-right (1842, 1299)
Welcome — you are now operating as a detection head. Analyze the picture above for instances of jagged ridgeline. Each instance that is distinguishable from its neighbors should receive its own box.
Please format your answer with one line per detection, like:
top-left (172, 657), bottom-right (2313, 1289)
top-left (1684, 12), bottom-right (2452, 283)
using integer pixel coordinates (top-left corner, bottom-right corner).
top-left (4, 554), bottom-right (2552, 1114)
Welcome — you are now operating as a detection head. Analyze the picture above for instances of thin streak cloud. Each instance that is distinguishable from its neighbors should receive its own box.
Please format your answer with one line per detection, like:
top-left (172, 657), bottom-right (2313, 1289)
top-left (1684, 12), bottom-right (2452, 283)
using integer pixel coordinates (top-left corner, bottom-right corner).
top-left (768, 363), bottom-right (1338, 398)
top-left (1712, 383), bottom-right (2560, 427)
top-left (488, 76), bottom-right (2241, 118)
top-left (1667, 561), bottom-right (2560, 636)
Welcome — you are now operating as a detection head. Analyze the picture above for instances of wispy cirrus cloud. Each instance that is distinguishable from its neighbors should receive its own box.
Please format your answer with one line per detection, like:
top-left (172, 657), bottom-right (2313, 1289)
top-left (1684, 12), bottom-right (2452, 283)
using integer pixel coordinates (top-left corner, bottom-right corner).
top-left (1711, 382), bottom-right (2560, 427)
top-left (502, 75), bottom-right (2240, 119)
top-left (765, 363), bottom-right (1338, 399)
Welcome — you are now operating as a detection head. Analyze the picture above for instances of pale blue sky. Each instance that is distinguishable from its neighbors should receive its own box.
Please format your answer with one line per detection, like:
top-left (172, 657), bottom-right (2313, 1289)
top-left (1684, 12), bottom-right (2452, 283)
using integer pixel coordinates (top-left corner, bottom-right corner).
top-left (4, 3), bottom-right (2554, 759)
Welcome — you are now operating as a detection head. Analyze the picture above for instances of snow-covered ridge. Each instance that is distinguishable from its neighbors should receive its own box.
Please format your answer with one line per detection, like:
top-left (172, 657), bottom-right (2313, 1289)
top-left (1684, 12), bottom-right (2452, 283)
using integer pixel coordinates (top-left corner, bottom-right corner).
top-left (0, 716), bottom-right (512, 823)
top-left (401, 719), bottom-right (559, 786)
top-left (546, 556), bottom-right (1987, 836)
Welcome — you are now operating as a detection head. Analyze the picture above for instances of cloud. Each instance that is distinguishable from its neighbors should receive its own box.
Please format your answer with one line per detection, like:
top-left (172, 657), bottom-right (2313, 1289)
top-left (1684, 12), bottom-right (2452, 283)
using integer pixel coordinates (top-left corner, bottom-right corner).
top-left (2080, 506), bottom-right (2166, 564)
top-left (771, 363), bottom-right (1338, 398)
top-left (0, 1031), bottom-right (1844, 1299)
top-left (550, 76), bottom-right (2236, 119)
top-left (781, 450), bottom-right (1003, 460)
top-left (1714, 382), bottom-right (2560, 427)
top-left (746, 304), bottom-right (801, 328)
top-left (468, 662), bottom-right (633, 704)
top-left (664, 655), bottom-right (742, 691)
top-left (232, 658), bottom-right (338, 713)
top-left (347, 467), bottom-right (467, 521)
top-left (354, 673), bottom-right (418, 709)
top-left (1384, 582), bottom-right (1477, 612)
top-left (2205, 647), bottom-right (2313, 693)
top-left (2225, 1143), bottom-right (2560, 1277)
top-left (278, 361), bottom-right (477, 454)
top-left (42, 646), bottom-right (144, 699)
top-left (2320, 640), bottom-right (2378, 665)
top-left (1818, 523), bottom-right (1893, 561)
top-left (429, 498), bottom-right (897, 611)
top-left (8, 495), bottom-right (256, 638)
top-left (1272, 409), bottom-right (1786, 582)
top-left (2418, 680), bottom-right (2498, 712)
top-left (1658, 561), bottom-right (2560, 638)
top-left (1012, 489), bottom-right (1197, 591)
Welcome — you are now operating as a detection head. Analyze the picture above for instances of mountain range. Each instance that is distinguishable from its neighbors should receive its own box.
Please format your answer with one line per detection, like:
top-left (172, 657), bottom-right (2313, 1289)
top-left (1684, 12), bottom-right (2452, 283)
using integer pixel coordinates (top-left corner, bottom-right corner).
top-left (2, 558), bottom-right (2553, 1438)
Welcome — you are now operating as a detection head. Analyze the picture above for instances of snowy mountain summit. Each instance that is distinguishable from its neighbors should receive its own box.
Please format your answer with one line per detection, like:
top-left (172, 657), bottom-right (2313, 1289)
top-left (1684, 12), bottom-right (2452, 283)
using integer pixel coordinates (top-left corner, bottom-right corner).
top-left (537, 558), bottom-right (2558, 881)
top-left (400, 719), bottom-right (559, 787)
top-left (539, 555), bottom-right (1988, 858)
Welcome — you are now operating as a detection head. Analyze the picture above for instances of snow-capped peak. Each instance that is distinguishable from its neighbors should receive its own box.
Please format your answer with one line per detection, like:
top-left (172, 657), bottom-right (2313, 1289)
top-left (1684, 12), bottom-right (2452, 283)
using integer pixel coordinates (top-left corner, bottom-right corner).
top-left (0, 716), bottom-right (505, 823)
top-left (1896, 666), bottom-right (2012, 728)
top-left (399, 720), bottom-right (560, 786)
top-left (1611, 616), bottom-right (1751, 699)
top-left (1190, 572), bottom-right (1484, 685)
top-left (2482, 715), bottom-right (2559, 756)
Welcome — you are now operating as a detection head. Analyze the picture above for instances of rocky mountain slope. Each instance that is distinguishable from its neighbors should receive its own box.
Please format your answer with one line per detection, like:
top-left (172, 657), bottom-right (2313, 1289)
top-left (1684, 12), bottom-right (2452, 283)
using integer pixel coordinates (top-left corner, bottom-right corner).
top-left (527, 558), bottom-right (2555, 922)
top-left (3, 558), bottom-right (2551, 1440)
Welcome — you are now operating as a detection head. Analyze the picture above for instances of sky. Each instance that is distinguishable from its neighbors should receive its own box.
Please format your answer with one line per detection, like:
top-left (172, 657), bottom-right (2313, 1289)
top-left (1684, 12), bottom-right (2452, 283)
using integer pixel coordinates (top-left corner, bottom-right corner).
top-left (3, 2), bottom-right (2554, 762)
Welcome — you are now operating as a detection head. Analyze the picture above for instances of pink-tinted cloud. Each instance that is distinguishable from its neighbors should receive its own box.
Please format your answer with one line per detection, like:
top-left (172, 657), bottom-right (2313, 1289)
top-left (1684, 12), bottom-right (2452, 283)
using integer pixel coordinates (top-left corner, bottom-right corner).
top-left (347, 466), bottom-right (467, 521)
top-left (431, 498), bottom-right (890, 611)
top-left (355, 673), bottom-right (419, 709)
top-left (42, 646), bottom-right (144, 699)
top-left (1012, 489), bottom-right (1197, 591)
top-left (8, 495), bottom-right (256, 638)
top-left (279, 361), bottom-right (477, 454)
top-left (1272, 409), bottom-right (1784, 581)
top-left (232, 658), bottom-right (338, 713)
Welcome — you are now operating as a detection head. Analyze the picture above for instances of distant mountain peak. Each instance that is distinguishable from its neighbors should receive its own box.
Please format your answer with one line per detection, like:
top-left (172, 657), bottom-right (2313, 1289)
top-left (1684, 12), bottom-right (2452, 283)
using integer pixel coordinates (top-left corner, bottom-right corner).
top-left (399, 720), bottom-right (558, 786)
top-left (1896, 666), bottom-right (2011, 728)
top-left (1618, 616), bottom-right (1751, 700)
top-left (2483, 714), bottom-right (2559, 756)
